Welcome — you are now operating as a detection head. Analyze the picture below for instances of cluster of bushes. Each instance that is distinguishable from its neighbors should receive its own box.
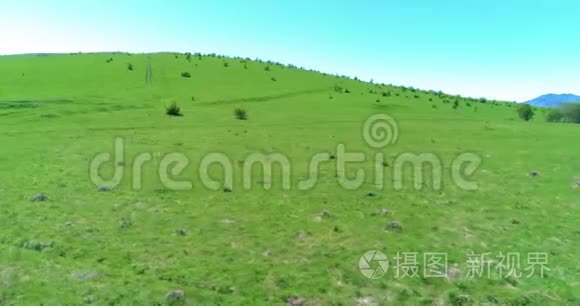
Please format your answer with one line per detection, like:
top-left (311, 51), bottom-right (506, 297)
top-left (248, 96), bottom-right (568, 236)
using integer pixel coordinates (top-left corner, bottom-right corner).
top-left (545, 103), bottom-right (580, 123)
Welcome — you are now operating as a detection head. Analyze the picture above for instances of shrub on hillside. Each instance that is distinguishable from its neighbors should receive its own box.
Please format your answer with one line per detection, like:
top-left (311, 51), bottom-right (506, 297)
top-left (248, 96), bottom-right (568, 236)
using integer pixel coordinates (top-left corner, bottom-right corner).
top-left (234, 108), bottom-right (248, 120)
top-left (165, 102), bottom-right (182, 117)
top-left (181, 72), bottom-right (191, 78)
top-left (546, 109), bottom-right (564, 122)
top-left (127, 63), bottom-right (134, 71)
top-left (452, 100), bottom-right (459, 109)
top-left (562, 103), bottom-right (580, 123)
top-left (517, 104), bottom-right (534, 121)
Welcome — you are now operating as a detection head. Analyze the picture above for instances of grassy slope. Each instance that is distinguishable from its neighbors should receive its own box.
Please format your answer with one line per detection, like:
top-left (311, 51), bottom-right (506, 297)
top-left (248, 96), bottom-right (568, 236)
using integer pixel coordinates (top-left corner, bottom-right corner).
top-left (0, 53), bottom-right (578, 305)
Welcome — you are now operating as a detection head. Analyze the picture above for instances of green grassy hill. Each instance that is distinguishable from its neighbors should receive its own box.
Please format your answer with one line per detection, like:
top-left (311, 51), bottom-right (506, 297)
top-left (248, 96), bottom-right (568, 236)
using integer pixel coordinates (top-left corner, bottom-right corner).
top-left (0, 53), bottom-right (578, 305)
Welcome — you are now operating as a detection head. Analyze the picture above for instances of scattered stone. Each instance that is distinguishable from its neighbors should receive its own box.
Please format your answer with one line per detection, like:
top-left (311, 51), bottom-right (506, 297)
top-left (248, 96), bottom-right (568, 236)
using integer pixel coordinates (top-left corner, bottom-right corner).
top-left (221, 218), bottom-right (235, 224)
top-left (446, 265), bottom-right (461, 280)
top-left (356, 296), bottom-right (378, 306)
top-left (371, 208), bottom-right (392, 216)
top-left (287, 296), bottom-right (305, 306)
top-left (119, 220), bottom-right (132, 229)
top-left (64, 221), bottom-right (73, 227)
top-left (435, 199), bottom-right (457, 205)
top-left (511, 219), bottom-right (521, 225)
top-left (30, 193), bottom-right (48, 202)
top-left (386, 220), bottom-right (403, 232)
top-left (296, 230), bottom-right (311, 240)
top-left (176, 228), bottom-right (187, 236)
top-left (21, 240), bottom-right (53, 251)
top-left (313, 210), bottom-right (333, 222)
top-left (97, 185), bottom-right (112, 192)
top-left (504, 276), bottom-right (519, 287)
top-left (165, 289), bottom-right (185, 302)
top-left (72, 271), bottom-right (100, 282)
top-left (262, 249), bottom-right (272, 257)
top-left (529, 172), bottom-right (539, 177)
top-left (223, 187), bottom-right (232, 193)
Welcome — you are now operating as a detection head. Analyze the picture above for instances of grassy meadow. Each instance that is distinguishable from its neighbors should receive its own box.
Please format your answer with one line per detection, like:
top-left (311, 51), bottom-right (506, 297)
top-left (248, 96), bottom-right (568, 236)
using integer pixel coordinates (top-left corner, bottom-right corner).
top-left (0, 53), bottom-right (578, 305)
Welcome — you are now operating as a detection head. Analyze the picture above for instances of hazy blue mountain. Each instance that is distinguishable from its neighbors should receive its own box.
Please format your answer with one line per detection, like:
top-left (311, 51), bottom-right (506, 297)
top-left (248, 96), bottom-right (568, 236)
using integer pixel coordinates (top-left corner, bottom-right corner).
top-left (524, 94), bottom-right (580, 108)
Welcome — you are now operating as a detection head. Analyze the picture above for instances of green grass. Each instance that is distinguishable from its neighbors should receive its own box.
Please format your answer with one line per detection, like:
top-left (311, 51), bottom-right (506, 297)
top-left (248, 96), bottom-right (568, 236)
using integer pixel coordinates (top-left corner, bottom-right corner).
top-left (0, 52), bottom-right (578, 305)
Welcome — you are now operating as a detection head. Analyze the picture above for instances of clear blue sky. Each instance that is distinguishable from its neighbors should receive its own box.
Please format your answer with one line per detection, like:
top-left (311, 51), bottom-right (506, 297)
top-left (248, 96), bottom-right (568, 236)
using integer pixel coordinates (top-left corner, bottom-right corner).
top-left (1, 0), bottom-right (578, 101)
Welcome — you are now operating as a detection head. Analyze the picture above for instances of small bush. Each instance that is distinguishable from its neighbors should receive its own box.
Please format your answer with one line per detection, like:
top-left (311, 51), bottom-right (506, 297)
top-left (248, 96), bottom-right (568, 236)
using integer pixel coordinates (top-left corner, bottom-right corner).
top-left (181, 72), bottom-right (191, 78)
top-left (127, 63), bottom-right (134, 71)
top-left (166, 102), bottom-right (182, 117)
top-left (223, 62), bottom-right (229, 68)
top-left (452, 100), bottom-right (459, 109)
top-left (517, 104), bottom-right (534, 121)
top-left (264, 66), bottom-right (271, 71)
top-left (334, 85), bottom-right (343, 93)
top-left (271, 77), bottom-right (277, 82)
top-left (234, 108), bottom-right (247, 120)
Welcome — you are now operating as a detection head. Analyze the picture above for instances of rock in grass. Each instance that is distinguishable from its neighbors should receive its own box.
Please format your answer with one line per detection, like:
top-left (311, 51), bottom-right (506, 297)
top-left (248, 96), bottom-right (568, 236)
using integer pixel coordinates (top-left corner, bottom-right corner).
top-left (446, 265), bottom-right (462, 280)
top-left (176, 228), bottom-right (187, 236)
top-left (529, 171), bottom-right (539, 177)
top-left (371, 208), bottom-right (392, 216)
top-left (30, 193), bottom-right (48, 202)
top-left (286, 296), bottom-right (306, 306)
top-left (97, 185), bottom-right (112, 192)
top-left (119, 220), bottom-right (132, 229)
top-left (223, 187), bottom-right (232, 193)
top-left (72, 271), bottom-right (100, 282)
top-left (386, 220), bottom-right (403, 232)
top-left (165, 289), bottom-right (185, 302)
top-left (366, 192), bottom-right (378, 198)
top-left (356, 296), bottom-right (378, 306)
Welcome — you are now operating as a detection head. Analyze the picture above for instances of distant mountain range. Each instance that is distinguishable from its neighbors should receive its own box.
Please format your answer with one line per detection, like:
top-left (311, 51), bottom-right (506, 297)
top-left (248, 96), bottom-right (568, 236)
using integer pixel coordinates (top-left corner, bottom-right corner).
top-left (524, 94), bottom-right (580, 108)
